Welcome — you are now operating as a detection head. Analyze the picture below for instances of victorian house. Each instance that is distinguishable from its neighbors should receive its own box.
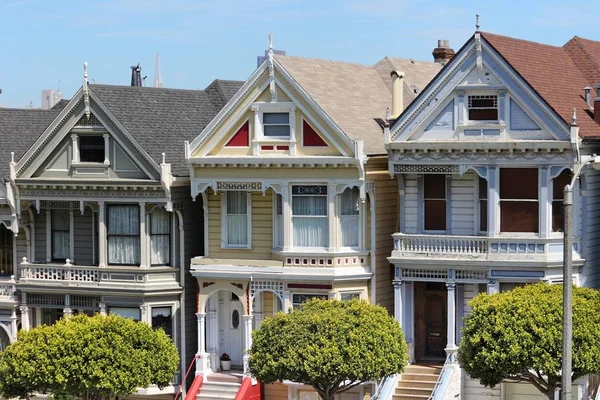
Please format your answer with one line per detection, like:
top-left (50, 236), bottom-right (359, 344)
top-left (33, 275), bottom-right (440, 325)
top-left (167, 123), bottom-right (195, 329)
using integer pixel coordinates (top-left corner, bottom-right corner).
top-left (185, 38), bottom-right (441, 399)
top-left (0, 66), bottom-right (242, 395)
top-left (386, 31), bottom-right (600, 399)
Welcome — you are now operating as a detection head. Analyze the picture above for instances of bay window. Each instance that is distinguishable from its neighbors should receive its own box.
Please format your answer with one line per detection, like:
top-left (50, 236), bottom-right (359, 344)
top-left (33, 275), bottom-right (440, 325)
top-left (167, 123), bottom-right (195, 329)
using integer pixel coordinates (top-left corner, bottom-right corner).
top-left (424, 175), bottom-right (446, 231)
top-left (107, 205), bottom-right (140, 265)
top-left (478, 176), bottom-right (488, 232)
top-left (224, 191), bottom-right (250, 248)
top-left (340, 187), bottom-right (360, 248)
top-left (500, 168), bottom-right (538, 233)
top-left (552, 169), bottom-right (572, 232)
top-left (51, 209), bottom-right (70, 261)
top-left (292, 185), bottom-right (328, 248)
top-left (0, 226), bottom-right (13, 275)
top-left (150, 208), bottom-right (170, 265)
top-left (274, 194), bottom-right (283, 248)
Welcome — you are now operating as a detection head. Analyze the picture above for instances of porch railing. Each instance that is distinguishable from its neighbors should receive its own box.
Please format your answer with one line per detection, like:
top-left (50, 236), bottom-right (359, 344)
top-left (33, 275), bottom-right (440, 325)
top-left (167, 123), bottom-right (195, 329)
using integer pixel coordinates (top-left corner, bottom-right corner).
top-left (0, 276), bottom-right (17, 302)
top-left (371, 374), bottom-right (398, 400)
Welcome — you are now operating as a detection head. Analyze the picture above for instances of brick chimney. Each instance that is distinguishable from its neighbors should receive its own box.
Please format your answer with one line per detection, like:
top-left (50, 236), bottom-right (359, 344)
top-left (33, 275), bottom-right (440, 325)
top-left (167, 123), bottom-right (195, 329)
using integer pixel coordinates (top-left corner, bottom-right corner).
top-left (595, 83), bottom-right (600, 125)
top-left (432, 39), bottom-right (455, 65)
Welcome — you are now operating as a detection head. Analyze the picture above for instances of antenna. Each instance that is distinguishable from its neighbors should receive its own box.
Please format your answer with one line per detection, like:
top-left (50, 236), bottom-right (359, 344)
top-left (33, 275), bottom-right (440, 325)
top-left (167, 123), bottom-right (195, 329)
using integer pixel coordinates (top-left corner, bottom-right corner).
top-left (153, 53), bottom-right (163, 88)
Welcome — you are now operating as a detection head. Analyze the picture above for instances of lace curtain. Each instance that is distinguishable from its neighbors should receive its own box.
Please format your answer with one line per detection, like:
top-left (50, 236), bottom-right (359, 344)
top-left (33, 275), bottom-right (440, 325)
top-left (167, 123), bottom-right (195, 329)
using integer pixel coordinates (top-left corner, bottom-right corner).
top-left (107, 205), bottom-right (140, 265)
top-left (292, 194), bottom-right (328, 247)
top-left (51, 209), bottom-right (70, 260)
top-left (227, 191), bottom-right (248, 246)
top-left (340, 187), bottom-right (359, 247)
top-left (151, 208), bottom-right (170, 265)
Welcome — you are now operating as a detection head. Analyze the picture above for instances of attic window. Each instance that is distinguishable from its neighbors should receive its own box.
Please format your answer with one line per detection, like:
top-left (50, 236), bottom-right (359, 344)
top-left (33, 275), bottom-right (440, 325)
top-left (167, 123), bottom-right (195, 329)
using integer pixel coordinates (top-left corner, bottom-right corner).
top-left (79, 136), bottom-right (105, 163)
top-left (263, 112), bottom-right (290, 137)
top-left (468, 95), bottom-right (498, 121)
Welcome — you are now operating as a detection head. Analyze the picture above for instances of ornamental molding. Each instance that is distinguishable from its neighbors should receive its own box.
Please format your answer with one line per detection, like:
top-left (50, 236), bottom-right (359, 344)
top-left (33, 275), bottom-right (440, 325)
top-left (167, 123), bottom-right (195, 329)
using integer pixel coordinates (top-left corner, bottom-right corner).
top-left (216, 181), bottom-right (262, 191)
top-left (20, 188), bottom-right (166, 199)
top-left (394, 164), bottom-right (459, 174)
top-left (392, 150), bottom-right (572, 163)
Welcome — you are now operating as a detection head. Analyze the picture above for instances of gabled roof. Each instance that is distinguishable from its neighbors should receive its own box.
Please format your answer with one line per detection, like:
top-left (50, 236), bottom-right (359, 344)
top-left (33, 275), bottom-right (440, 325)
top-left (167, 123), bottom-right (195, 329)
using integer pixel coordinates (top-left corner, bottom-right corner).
top-left (276, 55), bottom-right (441, 155)
top-left (563, 36), bottom-right (600, 90)
top-left (481, 32), bottom-right (600, 138)
top-left (0, 108), bottom-right (62, 181)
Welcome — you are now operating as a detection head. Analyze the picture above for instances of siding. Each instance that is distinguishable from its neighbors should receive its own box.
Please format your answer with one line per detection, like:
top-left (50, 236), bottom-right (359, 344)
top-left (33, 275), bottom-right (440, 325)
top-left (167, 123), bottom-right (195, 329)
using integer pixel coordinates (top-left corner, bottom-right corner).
top-left (263, 383), bottom-right (287, 400)
top-left (451, 172), bottom-right (476, 235)
top-left (34, 212), bottom-right (46, 262)
top-left (16, 230), bottom-right (28, 276)
top-left (74, 210), bottom-right (94, 266)
top-left (582, 166), bottom-right (600, 288)
top-left (208, 190), bottom-right (274, 260)
top-left (404, 174), bottom-right (418, 233)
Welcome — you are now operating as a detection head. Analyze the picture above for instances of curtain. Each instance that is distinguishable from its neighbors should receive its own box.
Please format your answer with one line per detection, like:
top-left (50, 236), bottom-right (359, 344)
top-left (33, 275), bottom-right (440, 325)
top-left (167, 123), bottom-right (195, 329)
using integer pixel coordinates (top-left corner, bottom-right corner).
top-left (227, 191), bottom-right (248, 245)
top-left (108, 205), bottom-right (140, 265)
top-left (151, 208), bottom-right (170, 265)
top-left (340, 188), bottom-right (359, 247)
top-left (51, 209), bottom-right (70, 260)
top-left (292, 195), bottom-right (327, 247)
top-left (0, 226), bottom-right (13, 275)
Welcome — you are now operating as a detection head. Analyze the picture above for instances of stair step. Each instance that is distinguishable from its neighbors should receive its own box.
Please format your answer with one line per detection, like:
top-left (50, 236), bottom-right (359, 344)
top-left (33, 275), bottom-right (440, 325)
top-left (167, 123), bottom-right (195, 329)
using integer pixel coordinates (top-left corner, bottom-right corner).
top-left (400, 373), bottom-right (439, 382)
top-left (398, 379), bottom-right (437, 389)
top-left (197, 380), bottom-right (241, 400)
top-left (396, 387), bottom-right (436, 396)
top-left (392, 395), bottom-right (430, 400)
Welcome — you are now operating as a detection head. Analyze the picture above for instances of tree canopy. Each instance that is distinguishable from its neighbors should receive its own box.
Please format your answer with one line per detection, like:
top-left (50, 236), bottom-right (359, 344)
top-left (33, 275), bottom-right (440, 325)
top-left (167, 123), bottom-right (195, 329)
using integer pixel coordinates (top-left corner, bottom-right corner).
top-left (249, 299), bottom-right (408, 400)
top-left (458, 283), bottom-right (600, 399)
top-left (0, 313), bottom-right (179, 399)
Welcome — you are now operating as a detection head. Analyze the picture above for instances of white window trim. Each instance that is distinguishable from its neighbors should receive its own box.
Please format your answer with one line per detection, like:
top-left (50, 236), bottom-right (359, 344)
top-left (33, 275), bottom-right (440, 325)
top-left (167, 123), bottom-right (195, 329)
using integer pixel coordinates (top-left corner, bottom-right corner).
top-left (147, 302), bottom-right (177, 340)
top-left (221, 191), bottom-right (252, 249)
top-left (338, 290), bottom-right (364, 301)
top-left (71, 133), bottom-right (110, 167)
top-left (338, 188), bottom-right (361, 252)
top-left (466, 93), bottom-right (499, 123)
top-left (251, 102), bottom-right (297, 156)
top-left (290, 184), bottom-right (329, 251)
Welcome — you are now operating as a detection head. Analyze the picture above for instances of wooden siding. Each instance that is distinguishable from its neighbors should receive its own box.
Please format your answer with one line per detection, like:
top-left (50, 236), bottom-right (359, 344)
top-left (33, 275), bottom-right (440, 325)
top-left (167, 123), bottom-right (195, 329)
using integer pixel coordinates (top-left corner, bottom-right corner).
top-left (404, 174), bottom-right (418, 233)
top-left (451, 172), bottom-right (476, 235)
top-left (34, 212), bottom-right (46, 262)
top-left (583, 167), bottom-right (600, 288)
top-left (208, 190), bottom-right (274, 260)
top-left (73, 210), bottom-right (94, 266)
top-left (263, 382), bottom-right (288, 400)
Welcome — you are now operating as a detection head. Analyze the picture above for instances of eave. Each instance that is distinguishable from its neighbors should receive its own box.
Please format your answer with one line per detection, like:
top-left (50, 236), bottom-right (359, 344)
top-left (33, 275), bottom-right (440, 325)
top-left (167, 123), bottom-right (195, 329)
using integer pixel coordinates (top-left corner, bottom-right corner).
top-left (189, 156), bottom-right (360, 168)
top-left (387, 140), bottom-right (572, 153)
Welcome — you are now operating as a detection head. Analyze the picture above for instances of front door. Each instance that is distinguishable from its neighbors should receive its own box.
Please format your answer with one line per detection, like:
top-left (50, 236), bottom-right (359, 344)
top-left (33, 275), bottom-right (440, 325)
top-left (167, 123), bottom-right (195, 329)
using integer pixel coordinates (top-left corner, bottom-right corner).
top-left (219, 291), bottom-right (243, 367)
top-left (415, 282), bottom-right (447, 361)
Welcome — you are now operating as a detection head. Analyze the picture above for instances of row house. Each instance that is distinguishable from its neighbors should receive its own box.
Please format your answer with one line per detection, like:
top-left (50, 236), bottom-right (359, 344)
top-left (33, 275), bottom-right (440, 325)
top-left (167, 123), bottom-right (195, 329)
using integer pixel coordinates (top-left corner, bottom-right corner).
top-left (386, 31), bottom-right (600, 399)
top-left (185, 41), bottom-right (441, 399)
top-left (0, 68), bottom-right (243, 395)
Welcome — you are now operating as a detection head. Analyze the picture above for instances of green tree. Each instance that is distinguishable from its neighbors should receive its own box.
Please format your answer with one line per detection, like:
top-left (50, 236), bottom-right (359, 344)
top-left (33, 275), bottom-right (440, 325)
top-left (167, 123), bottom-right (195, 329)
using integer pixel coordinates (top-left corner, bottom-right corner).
top-left (249, 299), bottom-right (408, 400)
top-left (0, 313), bottom-right (179, 400)
top-left (458, 283), bottom-right (600, 399)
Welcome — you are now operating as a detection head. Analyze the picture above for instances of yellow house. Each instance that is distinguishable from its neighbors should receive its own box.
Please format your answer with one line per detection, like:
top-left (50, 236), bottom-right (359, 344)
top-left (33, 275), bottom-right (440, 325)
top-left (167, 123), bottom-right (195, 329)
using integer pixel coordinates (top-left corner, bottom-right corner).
top-left (185, 38), bottom-right (441, 399)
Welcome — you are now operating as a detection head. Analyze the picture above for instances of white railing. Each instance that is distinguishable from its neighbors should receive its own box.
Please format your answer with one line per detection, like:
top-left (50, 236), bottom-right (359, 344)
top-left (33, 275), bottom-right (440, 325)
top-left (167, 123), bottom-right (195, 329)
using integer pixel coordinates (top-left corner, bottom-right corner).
top-left (272, 250), bottom-right (369, 268)
top-left (393, 233), bottom-right (572, 259)
top-left (371, 374), bottom-right (398, 400)
top-left (0, 276), bottom-right (17, 302)
top-left (430, 352), bottom-right (461, 400)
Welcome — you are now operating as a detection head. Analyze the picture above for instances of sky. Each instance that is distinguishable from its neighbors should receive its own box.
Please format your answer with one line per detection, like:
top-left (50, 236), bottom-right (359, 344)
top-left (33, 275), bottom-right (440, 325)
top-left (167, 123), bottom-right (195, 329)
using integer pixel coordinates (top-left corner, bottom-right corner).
top-left (0, 0), bottom-right (598, 108)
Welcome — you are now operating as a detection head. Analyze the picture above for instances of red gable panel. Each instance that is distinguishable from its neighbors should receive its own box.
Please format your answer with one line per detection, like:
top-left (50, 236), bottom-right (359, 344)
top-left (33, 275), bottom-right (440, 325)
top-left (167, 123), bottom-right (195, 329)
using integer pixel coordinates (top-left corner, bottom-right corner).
top-left (225, 121), bottom-right (249, 147)
top-left (302, 120), bottom-right (328, 146)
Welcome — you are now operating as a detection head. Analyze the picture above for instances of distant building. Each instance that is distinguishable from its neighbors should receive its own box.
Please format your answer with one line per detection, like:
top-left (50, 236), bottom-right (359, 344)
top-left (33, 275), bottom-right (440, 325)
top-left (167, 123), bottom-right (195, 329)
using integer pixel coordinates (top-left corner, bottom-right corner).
top-left (41, 89), bottom-right (64, 110)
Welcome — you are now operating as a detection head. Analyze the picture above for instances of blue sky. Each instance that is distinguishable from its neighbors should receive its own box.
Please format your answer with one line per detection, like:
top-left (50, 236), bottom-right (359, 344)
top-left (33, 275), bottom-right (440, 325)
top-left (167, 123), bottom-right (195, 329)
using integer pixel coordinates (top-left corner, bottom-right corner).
top-left (0, 0), bottom-right (597, 108)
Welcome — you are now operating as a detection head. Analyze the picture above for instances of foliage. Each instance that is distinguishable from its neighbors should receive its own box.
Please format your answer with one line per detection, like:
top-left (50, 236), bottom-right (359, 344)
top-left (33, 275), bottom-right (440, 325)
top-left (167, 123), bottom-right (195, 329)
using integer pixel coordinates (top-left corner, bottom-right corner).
top-left (249, 299), bottom-right (408, 400)
top-left (458, 283), bottom-right (600, 399)
top-left (220, 353), bottom-right (231, 361)
top-left (0, 314), bottom-right (179, 399)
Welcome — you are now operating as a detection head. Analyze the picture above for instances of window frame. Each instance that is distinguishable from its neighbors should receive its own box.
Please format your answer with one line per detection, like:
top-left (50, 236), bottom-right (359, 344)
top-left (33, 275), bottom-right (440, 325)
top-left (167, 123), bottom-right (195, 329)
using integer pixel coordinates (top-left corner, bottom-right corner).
top-left (291, 293), bottom-right (329, 309)
top-left (221, 191), bottom-right (252, 249)
top-left (423, 174), bottom-right (447, 232)
top-left (339, 291), bottom-right (363, 301)
top-left (291, 185), bottom-right (329, 249)
top-left (150, 207), bottom-right (171, 266)
top-left (467, 94), bottom-right (499, 122)
top-left (78, 134), bottom-right (106, 164)
top-left (50, 209), bottom-right (71, 262)
top-left (339, 187), bottom-right (361, 250)
top-left (151, 305), bottom-right (174, 340)
top-left (499, 168), bottom-right (539, 234)
top-left (477, 176), bottom-right (488, 234)
top-left (106, 204), bottom-right (141, 266)
top-left (262, 112), bottom-right (291, 139)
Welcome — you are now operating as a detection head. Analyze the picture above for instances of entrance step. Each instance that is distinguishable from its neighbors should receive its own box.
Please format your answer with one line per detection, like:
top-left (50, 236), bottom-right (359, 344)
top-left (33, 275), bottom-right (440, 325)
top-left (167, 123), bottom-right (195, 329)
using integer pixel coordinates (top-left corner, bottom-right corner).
top-left (197, 373), bottom-right (242, 400)
top-left (393, 364), bottom-right (442, 400)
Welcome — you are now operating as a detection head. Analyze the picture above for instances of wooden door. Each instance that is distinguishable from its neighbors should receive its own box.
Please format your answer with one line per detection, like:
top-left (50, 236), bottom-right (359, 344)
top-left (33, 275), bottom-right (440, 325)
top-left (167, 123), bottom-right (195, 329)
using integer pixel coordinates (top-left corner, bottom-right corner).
top-left (415, 282), bottom-right (447, 361)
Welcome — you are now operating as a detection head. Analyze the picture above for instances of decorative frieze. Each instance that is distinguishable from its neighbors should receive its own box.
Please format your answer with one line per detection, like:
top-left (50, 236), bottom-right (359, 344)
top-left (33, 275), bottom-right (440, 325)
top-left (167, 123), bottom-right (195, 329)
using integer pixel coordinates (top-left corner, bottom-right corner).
top-left (394, 164), bottom-right (459, 174)
top-left (401, 269), bottom-right (449, 280)
top-left (216, 182), bottom-right (262, 191)
top-left (71, 295), bottom-right (101, 308)
top-left (20, 188), bottom-right (166, 199)
top-left (39, 200), bottom-right (79, 210)
top-left (393, 150), bottom-right (572, 163)
top-left (26, 293), bottom-right (65, 307)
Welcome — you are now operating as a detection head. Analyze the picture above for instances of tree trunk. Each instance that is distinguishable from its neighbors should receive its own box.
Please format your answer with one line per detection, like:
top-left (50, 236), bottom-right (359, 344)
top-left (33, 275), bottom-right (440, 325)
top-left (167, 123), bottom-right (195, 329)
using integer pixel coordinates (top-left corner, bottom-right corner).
top-left (547, 384), bottom-right (556, 400)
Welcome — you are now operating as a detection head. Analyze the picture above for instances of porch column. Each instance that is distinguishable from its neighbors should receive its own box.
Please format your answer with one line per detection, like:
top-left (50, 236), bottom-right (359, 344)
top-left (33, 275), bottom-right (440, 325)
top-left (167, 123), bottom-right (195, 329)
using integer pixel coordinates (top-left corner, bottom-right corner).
top-left (139, 202), bottom-right (148, 269)
top-left (393, 278), bottom-right (402, 326)
top-left (487, 279), bottom-right (498, 295)
top-left (327, 184), bottom-right (336, 252)
top-left (446, 282), bottom-right (457, 358)
top-left (64, 294), bottom-right (73, 317)
top-left (20, 306), bottom-right (30, 331)
top-left (243, 314), bottom-right (253, 376)
top-left (10, 308), bottom-right (17, 341)
top-left (35, 308), bottom-right (42, 327)
top-left (282, 290), bottom-right (292, 313)
top-left (195, 312), bottom-right (210, 376)
top-left (281, 183), bottom-right (291, 251)
top-left (99, 302), bottom-right (107, 316)
top-left (98, 201), bottom-right (106, 268)
top-left (487, 166), bottom-right (499, 236)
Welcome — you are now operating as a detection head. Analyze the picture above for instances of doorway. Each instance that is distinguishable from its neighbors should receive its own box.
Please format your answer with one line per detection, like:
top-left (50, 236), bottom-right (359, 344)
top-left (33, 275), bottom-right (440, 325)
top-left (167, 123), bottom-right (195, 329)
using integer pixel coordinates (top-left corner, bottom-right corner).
top-left (414, 282), bottom-right (447, 361)
top-left (217, 291), bottom-right (243, 367)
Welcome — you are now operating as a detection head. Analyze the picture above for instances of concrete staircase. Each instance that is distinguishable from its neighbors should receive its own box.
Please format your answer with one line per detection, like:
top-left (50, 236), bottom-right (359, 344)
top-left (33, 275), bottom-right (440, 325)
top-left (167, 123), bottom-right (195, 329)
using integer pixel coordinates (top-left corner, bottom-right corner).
top-left (197, 371), bottom-right (242, 400)
top-left (393, 364), bottom-right (442, 400)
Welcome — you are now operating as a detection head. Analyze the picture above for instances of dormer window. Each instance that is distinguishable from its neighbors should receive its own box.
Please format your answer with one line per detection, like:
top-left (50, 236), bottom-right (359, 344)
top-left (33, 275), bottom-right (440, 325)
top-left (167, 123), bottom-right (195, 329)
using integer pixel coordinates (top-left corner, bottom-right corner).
top-left (468, 95), bottom-right (498, 121)
top-left (79, 135), bottom-right (105, 163)
top-left (263, 112), bottom-right (290, 137)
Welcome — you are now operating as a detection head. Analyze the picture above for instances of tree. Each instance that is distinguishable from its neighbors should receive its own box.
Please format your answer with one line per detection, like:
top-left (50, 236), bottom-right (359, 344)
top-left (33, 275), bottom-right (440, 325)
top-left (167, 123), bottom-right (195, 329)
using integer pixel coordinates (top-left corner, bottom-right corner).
top-left (458, 283), bottom-right (600, 399)
top-left (0, 313), bottom-right (179, 400)
top-left (249, 299), bottom-right (408, 400)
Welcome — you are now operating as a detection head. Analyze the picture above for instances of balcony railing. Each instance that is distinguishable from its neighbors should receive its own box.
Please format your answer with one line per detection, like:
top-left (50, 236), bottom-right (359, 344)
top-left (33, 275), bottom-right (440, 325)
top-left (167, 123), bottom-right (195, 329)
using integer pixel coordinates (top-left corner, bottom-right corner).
top-left (392, 233), bottom-right (576, 260)
top-left (18, 258), bottom-right (181, 290)
top-left (0, 276), bottom-right (17, 304)
top-left (271, 250), bottom-right (369, 268)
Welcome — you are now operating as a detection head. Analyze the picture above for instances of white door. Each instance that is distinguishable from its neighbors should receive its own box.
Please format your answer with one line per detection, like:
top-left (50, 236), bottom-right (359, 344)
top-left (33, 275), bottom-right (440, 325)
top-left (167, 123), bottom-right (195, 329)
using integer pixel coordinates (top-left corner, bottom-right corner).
top-left (228, 294), bottom-right (243, 366)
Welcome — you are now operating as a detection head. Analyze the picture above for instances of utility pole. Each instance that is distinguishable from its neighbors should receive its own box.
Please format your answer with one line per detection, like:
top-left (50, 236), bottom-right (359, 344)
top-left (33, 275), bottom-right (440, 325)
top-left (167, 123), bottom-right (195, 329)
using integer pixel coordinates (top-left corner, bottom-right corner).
top-left (561, 183), bottom-right (573, 399)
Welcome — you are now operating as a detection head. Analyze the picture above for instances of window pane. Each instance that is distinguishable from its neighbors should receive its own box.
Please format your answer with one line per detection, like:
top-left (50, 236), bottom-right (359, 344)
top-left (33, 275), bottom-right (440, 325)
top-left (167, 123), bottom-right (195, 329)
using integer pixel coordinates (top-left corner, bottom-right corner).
top-left (500, 202), bottom-right (539, 232)
top-left (0, 227), bottom-right (13, 276)
top-left (293, 217), bottom-right (328, 247)
top-left (109, 307), bottom-right (140, 321)
top-left (263, 125), bottom-right (290, 137)
top-left (479, 177), bottom-right (488, 200)
top-left (292, 294), bottom-right (328, 308)
top-left (340, 292), bottom-right (361, 301)
top-left (276, 194), bottom-right (282, 215)
top-left (152, 307), bottom-right (172, 338)
top-left (552, 201), bottom-right (564, 232)
top-left (470, 98), bottom-right (496, 108)
top-left (293, 196), bottom-right (327, 216)
top-left (79, 136), bottom-right (105, 163)
top-left (227, 191), bottom-right (247, 214)
top-left (553, 170), bottom-right (572, 200)
top-left (424, 175), bottom-right (446, 199)
top-left (51, 209), bottom-right (70, 230)
top-left (227, 215), bottom-right (248, 245)
top-left (425, 200), bottom-right (446, 231)
top-left (500, 168), bottom-right (538, 199)
top-left (108, 236), bottom-right (141, 264)
top-left (340, 188), bottom-right (359, 216)
top-left (469, 108), bottom-right (498, 120)
top-left (108, 206), bottom-right (139, 235)
top-left (51, 210), bottom-right (70, 261)
top-left (263, 113), bottom-right (289, 124)
top-left (150, 209), bottom-right (170, 234)
top-left (340, 217), bottom-right (359, 247)
top-left (480, 200), bottom-right (488, 232)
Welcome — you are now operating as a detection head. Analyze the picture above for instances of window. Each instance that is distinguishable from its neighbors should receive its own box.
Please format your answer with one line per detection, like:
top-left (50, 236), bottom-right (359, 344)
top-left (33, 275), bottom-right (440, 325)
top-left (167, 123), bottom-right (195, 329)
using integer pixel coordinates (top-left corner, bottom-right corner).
top-left (79, 135), bottom-right (105, 163)
top-left (340, 187), bottom-right (360, 248)
top-left (479, 177), bottom-right (488, 232)
top-left (468, 95), bottom-right (498, 121)
top-left (109, 306), bottom-right (141, 321)
top-left (107, 205), bottom-right (140, 265)
top-left (292, 293), bottom-right (328, 309)
top-left (152, 307), bottom-right (173, 338)
top-left (552, 169), bottom-right (572, 232)
top-left (424, 175), bottom-right (446, 231)
top-left (292, 186), bottom-right (328, 248)
top-left (274, 194), bottom-right (283, 248)
top-left (0, 226), bottom-right (13, 275)
top-left (51, 209), bottom-right (70, 261)
top-left (263, 112), bottom-right (290, 137)
top-left (150, 208), bottom-right (170, 265)
top-left (499, 282), bottom-right (529, 293)
top-left (340, 292), bottom-right (361, 301)
top-left (225, 191), bottom-right (249, 247)
top-left (500, 168), bottom-right (538, 233)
